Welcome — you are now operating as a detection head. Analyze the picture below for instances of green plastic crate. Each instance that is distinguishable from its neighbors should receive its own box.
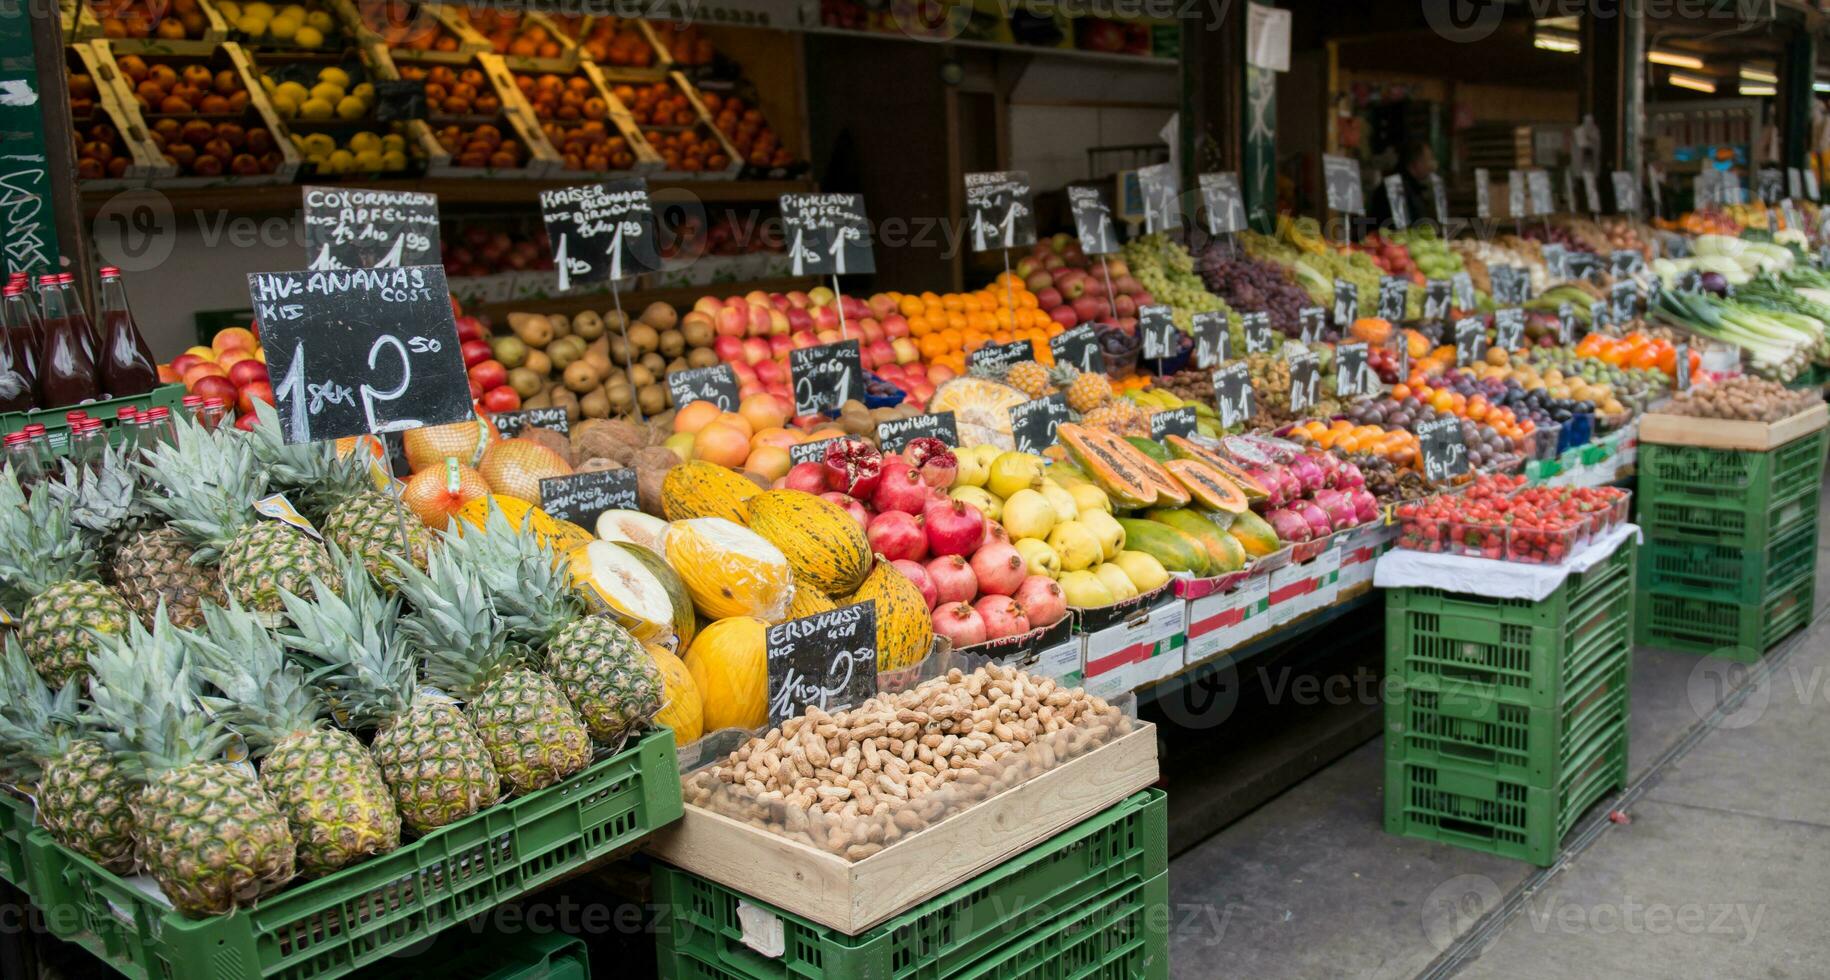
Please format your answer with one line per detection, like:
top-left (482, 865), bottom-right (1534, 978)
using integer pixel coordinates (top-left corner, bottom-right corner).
top-left (1637, 432), bottom-right (1827, 547)
top-left (1642, 517), bottom-right (1819, 605)
top-left (655, 790), bottom-right (1167, 980)
top-left (1387, 651), bottom-right (1628, 785)
top-left (1384, 541), bottom-right (1636, 709)
top-left (364, 928), bottom-right (588, 980)
top-left (1384, 721), bottom-right (1627, 866)
top-left (0, 787), bottom-right (32, 889)
top-left (1635, 489), bottom-right (1819, 551)
top-left (0, 383), bottom-right (187, 456)
top-left (1634, 570), bottom-right (1818, 663)
top-left (25, 729), bottom-right (681, 980)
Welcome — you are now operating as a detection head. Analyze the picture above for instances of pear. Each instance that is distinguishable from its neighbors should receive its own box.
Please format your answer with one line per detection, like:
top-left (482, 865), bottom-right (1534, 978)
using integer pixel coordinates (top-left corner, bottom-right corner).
top-left (1013, 538), bottom-right (1062, 578)
top-left (1001, 489), bottom-right (1058, 541)
top-left (1037, 479), bottom-right (1080, 523)
top-left (949, 485), bottom-right (1001, 522)
top-left (1112, 550), bottom-right (1170, 593)
top-left (1067, 482), bottom-right (1112, 515)
top-left (1093, 563), bottom-right (1139, 601)
top-left (1046, 520), bottom-right (1103, 573)
top-left (1077, 509), bottom-right (1125, 561)
top-left (1058, 570), bottom-right (1116, 609)
top-left (986, 451), bottom-right (1046, 499)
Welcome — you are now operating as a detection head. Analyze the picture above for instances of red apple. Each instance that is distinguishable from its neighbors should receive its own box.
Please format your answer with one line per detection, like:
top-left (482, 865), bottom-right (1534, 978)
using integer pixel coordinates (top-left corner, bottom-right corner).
top-left (746, 303), bottom-right (772, 337)
top-left (786, 290), bottom-right (812, 309)
top-left (858, 319), bottom-right (884, 345)
top-left (741, 338), bottom-right (770, 365)
top-left (755, 358), bottom-right (785, 385)
top-left (790, 331), bottom-right (818, 350)
top-left (715, 305), bottom-right (748, 338)
top-left (228, 359), bottom-right (269, 388)
top-left (768, 308), bottom-right (790, 336)
top-left (882, 314), bottom-right (910, 339)
top-left (786, 307), bottom-right (814, 332)
top-left (892, 338), bottom-right (920, 364)
top-left (170, 353), bottom-right (204, 377)
top-left (1035, 287), bottom-right (1063, 310)
top-left (191, 374), bottom-right (238, 405)
top-left (767, 335), bottom-right (792, 359)
top-left (237, 380), bottom-right (274, 415)
top-left (713, 336), bottom-right (745, 363)
top-left (692, 295), bottom-right (723, 317)
top-left (468, 358), bottom-right (508, 391)
top-left (480, 385), bottom-right (520, 413)
top-left (460, 339), bottom-right (493, 367)
top-left (1049, 307), bottom-right (1079, 329)
top-left (731, 361), bottom-right (759, 383)
top-left (455, 315), bottom-right (486, 344)
top-left (233, 411), bottom-right (258, 432)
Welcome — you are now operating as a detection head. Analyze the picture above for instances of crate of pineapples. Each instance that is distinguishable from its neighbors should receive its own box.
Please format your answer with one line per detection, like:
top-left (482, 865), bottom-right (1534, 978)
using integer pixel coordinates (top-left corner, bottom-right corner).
top-left (0, 406), bottom-right (683, 980)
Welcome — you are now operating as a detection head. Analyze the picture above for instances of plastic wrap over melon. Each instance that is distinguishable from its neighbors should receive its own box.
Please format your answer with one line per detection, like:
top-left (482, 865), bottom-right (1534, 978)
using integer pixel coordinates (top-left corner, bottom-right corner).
top-left (663, 518), bottom-right (794, 622)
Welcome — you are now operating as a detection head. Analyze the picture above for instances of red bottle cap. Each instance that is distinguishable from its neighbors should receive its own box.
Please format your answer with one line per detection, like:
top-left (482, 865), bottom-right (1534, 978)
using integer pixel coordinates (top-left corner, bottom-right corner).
top-left (4, 433), bottom-right (26, 446)
top-left (35, 275), bottom-right (57, 287)
top-left (181, 395), bottom-right (203, 408)
top-left (65, 411), bottom-right (88, 425)
top-left (202, 397), bottom-right (225, 408)
top-left (116, 407), bottom-right (139, 421)
top-left (147, 407), bottom-right (171, 420)
top-left (21, 424), bottom-right (45, 436)
top-left (99, 267), bottom-right (121, 278)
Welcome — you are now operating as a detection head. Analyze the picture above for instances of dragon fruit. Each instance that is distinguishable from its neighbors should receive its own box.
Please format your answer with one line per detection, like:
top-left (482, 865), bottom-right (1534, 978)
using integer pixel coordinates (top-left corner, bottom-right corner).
top-left (1287, 454), bottom-right (1327, 494)
top-left (1293, 500), bottom-right (1333, 539)
top-left (1336, 461), bottom-right (1366, 491)
top-left (1312, 489), bottom-right (1359, 531)
top-left (1264, 507), bottom-right (1314, 543)
top-left (1241, 465), bottom-right (1288, 508)
top-left (1350, 488), bottom-right (1379, 523)
top-left (1274, 467), bottom-right (1303, 505)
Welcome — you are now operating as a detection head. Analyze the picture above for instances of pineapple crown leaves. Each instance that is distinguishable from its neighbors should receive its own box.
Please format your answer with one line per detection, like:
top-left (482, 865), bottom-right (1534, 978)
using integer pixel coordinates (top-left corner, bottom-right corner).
top-left (188, 599), bottom-right (330, 756)
top-left (390, 546), bottom-right (529, 702)
top-left (43, 443), bottom-right (152, 549)
top-left (138, 421), bottom-right (271, 560)
top-left (84, 606), bottom-right (229, 782)
top-left (247, 400), bottom-right (373, 520)
top-left (0, 635), bottom-right (82, 779)
top-left (438, 500), bottom-right (582, 649)
top-left (0, 464), bottom-right (100, 603)
top-left (278, 559), bottom-right (417, 733)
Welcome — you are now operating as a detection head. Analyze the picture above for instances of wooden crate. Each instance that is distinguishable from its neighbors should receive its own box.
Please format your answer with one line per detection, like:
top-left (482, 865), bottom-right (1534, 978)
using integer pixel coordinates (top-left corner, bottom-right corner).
top-left (96, 0), bottom-right (230, 56)
top-left (61, 0), bottom-right (100, 40)
top-left (646, 721), bottom-right (1159, 935)
top-left (606, 70), bottom-right (741, 180)
top-left (572, 15), bottom-right (672, 79)
top-left (335, 0), bottom-right (488, 65)
top-left (67, 41), bottom-right (173, 189)
top-left (411, 53), bottom-right (557, 179)
top-left (1639, 402), bottom-right (1827, 452)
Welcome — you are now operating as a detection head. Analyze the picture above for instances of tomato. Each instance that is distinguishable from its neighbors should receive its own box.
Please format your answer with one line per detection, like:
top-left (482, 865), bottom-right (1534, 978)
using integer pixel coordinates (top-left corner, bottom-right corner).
top-left (480, 385), bottom-right (521, 413)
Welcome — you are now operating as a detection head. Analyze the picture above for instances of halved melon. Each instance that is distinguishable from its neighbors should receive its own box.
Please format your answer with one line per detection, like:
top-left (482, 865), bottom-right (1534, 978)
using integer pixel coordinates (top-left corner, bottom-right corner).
top-left (596, 509), bottom-right (669, 550)
top-left (1166, 435), bottom-right (1269, 501)
top-left (566, 540), bottom-right (678, 642)
top-left (1164, 459), bottom-right (1248, 515)
top-left (616, 542), bottom-right (698, 650)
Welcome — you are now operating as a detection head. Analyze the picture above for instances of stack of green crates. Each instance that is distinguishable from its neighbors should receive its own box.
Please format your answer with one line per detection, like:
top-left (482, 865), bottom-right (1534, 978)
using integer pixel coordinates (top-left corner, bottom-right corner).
top-left (1384, 541), bottom-right (1634, 866)
top-left (1635, 428), bottom-right (1825, 661)
top-left (654, 789), bottom-right (1168, 979)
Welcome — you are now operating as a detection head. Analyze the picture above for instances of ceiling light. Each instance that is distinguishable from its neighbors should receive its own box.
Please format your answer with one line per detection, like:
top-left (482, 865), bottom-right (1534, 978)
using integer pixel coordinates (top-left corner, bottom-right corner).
top-left (1669, 71), bottom-right (1717, 93)
top-left (1815, 81), bottom-right (1830, 93)
top-left (1650, 49), bottom-right (1705, 70)
top-left (1534, 31), bottom-right (1580, 54)
top-left (1739, 83), bottom-right (1776, 96)
top-left (1740, 65), bottom-right (1777, 84)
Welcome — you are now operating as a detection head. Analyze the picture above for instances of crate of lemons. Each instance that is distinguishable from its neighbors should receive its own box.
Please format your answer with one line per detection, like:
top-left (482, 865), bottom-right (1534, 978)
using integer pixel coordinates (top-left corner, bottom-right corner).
top-left (261, 64), bottom-right (418, 174)
top-left (216, 0), bottom-right (341, 50)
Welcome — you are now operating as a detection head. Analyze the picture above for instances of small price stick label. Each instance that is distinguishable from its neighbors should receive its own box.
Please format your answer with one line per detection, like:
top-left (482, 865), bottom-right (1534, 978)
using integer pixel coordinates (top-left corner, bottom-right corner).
top-left (1582, 171), bottom-right (1602, 214)
top-left (1430, 173), bottom-right (1450, 225)
top-left (1008, 394), bottom-right (1070, 456)
top-left (1241, 311), bottom-right (1273, 355)
top-left (665, 364), bottom-right (740, 412)
top-left (372, 79), bottom-right (427, 121)
top-left (1608, 249), bottom-right (1642, 277)
top-left (491, 406), bottom-right (570, 439)
top-left (1495, 307), bottom-right (1525, 350)
top-left (765, 602), bottom-right (879, 725)
top-left (1050, 325), bottom-right (1100, 373)
top-left (1676, 269), bottom-right (1703, 294)
top-left (1788, 167), bottom-right (1804, 201)
top-left (1674, 343), bottom-right (1690, 391)
top-left (876, 411), bottom-right (957, 453)
top-left (1452, 271), bottom-right (1475, 311)
top-left (1541, 243), bottom-right (1568, 279)
top-left (1422, 279), bottom-right (1451, 323)
top-left (247, 266), bottom-right (471, 445)
top-left (1508, 170), bottom-right (1526, 218)
top-left (789, 436), bottom-right (843, 466)
top-left (539, 178), bottom-right (660, 292)
top-left (1611, 171), bottom-right (1639, 213)
top-left (1212, 362), bottom-right (1254, 428)
top-left (1418, 415), bottom-right (1469, 482)
top-left (789, 340), bottom-right (864, 417)
top-left (302, 186), bottom-right (440, 271)
top-left (539, 470), bottom-right (637, 528)
top-left (964, 171), bottom-right (1035, 251)
top-left (1555, 302), bottom-right (1577, 345)
top-left (1067, 185), bottom-right (1119, 255)
top-left (1377, 276), bottom-right (1407, 323)
top-left (1323, 154), bottom-right (1364, 214)
top-left (1474, 167), bottom-right (1492, 219)
top-left (1562, 169), bottom-right (1577, 215)
top-left (1331, 280), bottom-right (1358, 327)
top-left (968, 339), bottom-right (1032, 372)
top-left (1199, 171), bottom-right (1247, 235)
top-left (780, 192), bottom-right (875, 276)
top-left (1610, 279), bottom-right (1639, 323)
top-left (1136, 162), bottom-right (1181, 234)
top-left (1384, 174), bottom-right (1410, 229)
top-left (1149, 405), bottom-right (1196, 440)
top-left (1139, 305), bottom-right (1178, 360)
top-left (1453, 317), bottom-right (1486, 366)
top-left (1335, 342), bottom-right (1371, 397)
top-left (1287, 352), bottom-right (1320, 414)
top-left (1193, 311), bottom-right (1229, 368)
top-left (1528, 169), bottom-right (1554, 215)
top-left (1589, 298), bottom-right (1611, 332)
top-left (1298, 306), bottom-right (1326, 344)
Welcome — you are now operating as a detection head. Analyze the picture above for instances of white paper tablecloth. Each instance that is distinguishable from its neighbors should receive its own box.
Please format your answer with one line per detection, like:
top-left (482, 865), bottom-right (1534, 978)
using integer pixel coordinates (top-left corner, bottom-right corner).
top-left (1373, 522), bottom-right (1640, 601)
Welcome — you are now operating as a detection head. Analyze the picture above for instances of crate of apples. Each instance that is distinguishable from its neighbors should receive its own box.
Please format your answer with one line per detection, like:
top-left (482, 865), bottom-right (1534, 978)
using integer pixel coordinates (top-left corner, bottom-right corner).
top-left (67, 44), bottom-right (172, 188)
top-left (89, 0), bottom-right (225, 52)
top-left (160, 327), bottom-right (275, 431)
top-left (613, 77), bottom-right (736, 176)
top-left (453, 8), bottom-right (579, 72)
top-left (352, 0), bottom-right (485, 62)
top-left (108, 46), bottom-right (300, 184)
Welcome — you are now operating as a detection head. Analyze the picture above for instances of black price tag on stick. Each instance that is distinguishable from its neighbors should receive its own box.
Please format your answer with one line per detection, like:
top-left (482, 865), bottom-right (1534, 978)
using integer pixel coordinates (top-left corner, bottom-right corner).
top-left (789, 436), bottom-right (843, 466)
top-left (766, 602), bottom-right (879, 725)
top-left (1192, 311), bottom-right (1228, 368)
top-left (1332, 280), bottom-right (1358, 327)
top-left (1377, 276), bottom-right (1407, 322)
top-left (492, 406), bottom-right (570, 439)
top-left (1452, 271), bottom-right (1475, 311)
top-left (1418, 416), bottom-right (1469, 482)
top-left (1139, 305), bottom-right (1177, 360)
top-left (303, 186), bottom-right (440, 271)
top-left (876, 412), bottom-right (957, 453)
top-left (1149, 406), bottom-right (1196, 440)
top-left (1335, 342), bottom-right (1370, 397)
top-left (665, 364), bottom-right (739, 412)
top-left (1610, 280), bottom-right (1639, 323)
top-left (1009, 394), bottom-right (1069, 456)
top-left (539, 469), bottom-right (637, 528)
top-left (1323, 154), bottom-right (1363, 214)
top-left (1136, 162), bottom-right (1180, 234)
top-left (1495, 307), bottom-right (1525, 350)
top-left (968, 340), bottom-right (1032, 372)
top-left (1528, 169), bottom-right (1553, 215)
top-left (1611, 171), bottom-right (1639, 213)
top-left (1508, 170), bottom-right (1526, 218)
top-left (1241, 311), bottom-right (1273, 354)
top-left (372, 79), bottom-right (427, 121)
top-left (1211, 362), bottom-right (1253, 428)
top-left (1430, 173), bottom-right (1449, 225)
top-left (1199, 172), bottom-right (1247, 235)
top-left (1589, 299), bottom-right (1610, 332)
top-left (1474, 167), bottom-right (1492, 219)
top-left (1453, 317), bottom-right (1486, 366)
top-left (248, 266), bottom-right (470, 445)
top-left (789, 340), bottom-right (864, 417)
top-left (1298, 306), bottom-right (1326, 344)
top-left (1554, 303), bottom-right (1574, 345)
top-left (1287, 353), bottom-right (1319, 414)
top-left (1067, 185), bottom-right (1118, 255)
top-left (1050, 326), bottom-right (1100, 373)
top-left (1609, 250), bottom-right (1641, 277)
top-left (1674, 343), bottom-right (1690, 391)
top-left (1383, 174), bottom-right (1410, 229)
top-left (540, 179), bottom-right (659, 292)
top-left (964, 171), bottom-right (1035, 251)
top-left (780, 192), bottom-right (875, 276)
top-left (1422, 279), bottom-right (1451, 323)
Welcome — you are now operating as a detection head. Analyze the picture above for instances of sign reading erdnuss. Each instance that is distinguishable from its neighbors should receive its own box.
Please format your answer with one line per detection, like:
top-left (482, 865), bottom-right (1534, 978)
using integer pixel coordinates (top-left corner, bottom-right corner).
top-left (766, 602), bottom-right (879, 725)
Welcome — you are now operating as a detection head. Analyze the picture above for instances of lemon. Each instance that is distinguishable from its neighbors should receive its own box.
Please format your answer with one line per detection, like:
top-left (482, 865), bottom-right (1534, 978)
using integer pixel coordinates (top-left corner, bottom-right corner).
top-left (236, 14), bottom-right (269, 34)
top-left (335, 95), bottom-right (366, 120)
top-left (269, 92), bottom-right (298, 117)
top-left (275, 80), bottom-right (308, 104)
top-left (381, 149), bottom-right (408, 171)
top-left (381, 133), bottom-right (405, 152)
top-left (304, 9), bottom-right (333, 31)
top-left (267, 14), bottom-right (299, 40)
top-left (302, 132), bottom-right (336, 155)
top-left (326, 149), bottom-right (355, 173)
top-left (299, 97), bottom-right (334, 121)
top-left (353, 149), bottom-right (384, 171)
top-left (289, 132), bottom-right (306, 150)
top-left (245, 2), bottom-right (274, 18)
top-left (217, 0), bottom-right (241, 19)
top-left (308, 81), bottom-right (344, 104)
top-left (316, 66), bottom-right (351, 89)
top-left (293, 24), bottom-right (322, 48)
top-left (348, 130), bottom-right (382, 153)
top-left (259, 73), bottom-right (276, 92)
top-left (278, 3), bottom-right (305, 16)
top-left (351, 82), bottom-right (374, 105)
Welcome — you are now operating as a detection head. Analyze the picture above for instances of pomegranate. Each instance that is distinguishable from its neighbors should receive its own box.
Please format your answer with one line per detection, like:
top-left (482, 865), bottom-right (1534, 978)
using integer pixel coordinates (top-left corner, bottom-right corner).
top-left (923, 498), bottom-right (985, 557)
top-left (871, 458), bottom-right (932, 514)
top-left (925, 554), bottom-right (978, 606)
top-left (973, 595), bottom-right (1030, 639)
top-left (931, 601), bottom-right (987, 647)
top-left (783, 461), bottom-right (828, 495)
top-left (820, 491), bottom-right (871, 531)
top-left (969, 540), bottom-right (1027, 596)
top-left (892, 558), bottom-right (938, 610)
top-left (823, 437), bottom-right (882, 498)
top-left (866, 510), bottom-right (927, 562)
top-left (903, 437), bottom-right (957, 489)
top-left (984, 521), bottom-right (1009, 543)
top-left (1013, 576), bottom-right (1067, 628)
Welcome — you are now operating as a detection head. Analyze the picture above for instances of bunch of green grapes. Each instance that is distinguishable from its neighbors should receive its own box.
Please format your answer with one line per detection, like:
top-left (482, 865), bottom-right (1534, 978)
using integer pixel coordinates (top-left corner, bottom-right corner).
top-left (1239, 230), bottom-right (1302, 264)
top-left (1124, 234), bottom-right (1232, 333)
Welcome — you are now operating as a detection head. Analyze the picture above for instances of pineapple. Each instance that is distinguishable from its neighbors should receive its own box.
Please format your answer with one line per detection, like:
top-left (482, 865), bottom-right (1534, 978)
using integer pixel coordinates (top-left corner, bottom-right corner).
top-left (545, 617), bottom-right (662, 743)
top-left (0, 466), bottom-right (132, 685)
top-left (280, 561), bottom-right (498, 834)
top-left (111, 526), bottom-right (228, 629)
top-left (188, 599), bottom-right (400, 876)
top-left (88, 611), bottom-right (296, 918)
top-left (0, 636), bottom-right (137, 872)
top-left (1051, 364), bottom-right (1112, 413)
top-left (138, 414), bottom-right (337, 617)
top-left (1004, 360), bottom-right (1055, 399)
top-left (392, 549), bottom-right (591, 794)
top-left (43, 443), bottom-right (155, 577)
top-left (440, 499), bottom-right (582, 650)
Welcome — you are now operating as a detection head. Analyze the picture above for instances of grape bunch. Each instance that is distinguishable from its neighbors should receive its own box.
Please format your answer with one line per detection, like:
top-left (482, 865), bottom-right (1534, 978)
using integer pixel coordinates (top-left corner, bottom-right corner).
top-left (1196, 247), bottom-right (1315, 339)
top-left (1122, 233), bottom-right (1233, 334)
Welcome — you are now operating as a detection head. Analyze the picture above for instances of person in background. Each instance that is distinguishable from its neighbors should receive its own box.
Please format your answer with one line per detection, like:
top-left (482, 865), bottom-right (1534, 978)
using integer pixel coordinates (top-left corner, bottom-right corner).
top-left (1370, 140), bottom-right (1436, 229)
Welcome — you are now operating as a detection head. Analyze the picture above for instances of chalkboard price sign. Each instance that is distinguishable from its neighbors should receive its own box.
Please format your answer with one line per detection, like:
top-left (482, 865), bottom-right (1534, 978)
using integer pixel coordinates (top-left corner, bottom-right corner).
top-left (665, 364), bottom-right (740, 412)
top-left (789, 340), bottom-right (865, 417)
top-left (1067, 185), bottom-right (1119, 255)
top-left (1417, 415), bottom-right (1469, 483)
top-left (964, 171), bottom-right (1035, 251)
top-left (1335, 342), bottom-right (1370, 397)
top-left (539, 178), bottom-right (659, 292)
top-left (1008, 394), bottom-right (1069, 455)
top-left (1611, 171), bottom-right (1638, 213)
top-left (1675, 269), bottom-right (1703, 294)
top-left (766, 602), bottom-right (879, 724)
top-left (539, 469), bottom-right (637, 528)
top-left (789, 436), bottom-right (843, 466)
top-left (1212, 362), bottom-right (1253, 428)
top-left (1049, 325), bottom-right (1100, 373)
top-left (968, 339), bottom-right (1033, 372)
top-left (1422, 279), bottom-right (1451, 323)
top-left (1139, 305), bottom-right (1178, 360)
top-left (1609, 280), bottom-right (1639, 323)
top-left (1298, 306), bottom-right (1326, 344)
top-left (1430, 173), bottom-right (1450, 225)
top-left (491, 406), bottom-right (570, 439)
top-left (1589, 299), bottom-right (1610, 332)
top-left (247, 266), bottom-right (471, 445)
top-left (1199, 171), bottom-right (1247, 235)
top-left (876, 411), bottom-right (957, 453)
top-left (1287, 352), bottom-right (1319, 414)
top-left (1149, 405), bottom-right (1196, 440)
top-left (1564, 252), bottom-right (1599, 282)
top-left (1540, 243), bottom-right (1568, 279)
top-left (1474, 167), bottom-right (1492, 219)
top-left (1451, 271), bottom-right (1475, 311)
top-left (372, 79), bottom-right (427, 121)
top-left (1323, 154), bottom-right (1364, 214)
top-left (1383, 174), bottom-right (1410, 229)
top-left (1192, 310), bottom-right (1228, 368)
top-left (1241, 311), bottom-right (1273, 355)
top-left (1757, 167), bottom-right (1784, 204)
top-left (1674, 342), bottom-right (1690, 391)
top-left (1608, 249), bottom-right (1642, 277)
top-left (1376, 276), bottom-right (1407, 323)
top-left (1136, 162), bottom-right (1180, 234)
top-left (1453, 317), bottom-right (1486, 366)
top-left (1494, 307), bottom-right (1525, 350)
top-left (780, 192), bottom-right (875, 276)
top-left (302, 186), bottom-right (440, 271)
top-left (1332, 280), bottom-right (1358, 327)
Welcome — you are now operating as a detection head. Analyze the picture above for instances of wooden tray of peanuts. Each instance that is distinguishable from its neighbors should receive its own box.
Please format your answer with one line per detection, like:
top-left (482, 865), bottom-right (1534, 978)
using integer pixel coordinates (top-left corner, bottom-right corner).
top-left (647, 663), bottom-right (1159, 934)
